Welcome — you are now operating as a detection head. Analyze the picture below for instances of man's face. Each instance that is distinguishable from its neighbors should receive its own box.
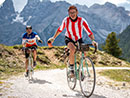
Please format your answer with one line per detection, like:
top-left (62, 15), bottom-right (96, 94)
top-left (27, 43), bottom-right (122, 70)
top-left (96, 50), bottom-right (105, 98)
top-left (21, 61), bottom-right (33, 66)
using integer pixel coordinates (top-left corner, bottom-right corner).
top-left (69, 9), bottom-right (78, 20)
top-left (26, 28), bottom-right (32, 34)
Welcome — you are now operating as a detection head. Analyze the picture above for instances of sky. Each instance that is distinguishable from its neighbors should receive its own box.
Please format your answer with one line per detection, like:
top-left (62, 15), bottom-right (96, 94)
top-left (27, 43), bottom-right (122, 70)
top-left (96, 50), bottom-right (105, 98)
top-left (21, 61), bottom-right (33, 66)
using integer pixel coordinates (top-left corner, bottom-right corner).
top-left (0, 0), bottom-right (130, 12)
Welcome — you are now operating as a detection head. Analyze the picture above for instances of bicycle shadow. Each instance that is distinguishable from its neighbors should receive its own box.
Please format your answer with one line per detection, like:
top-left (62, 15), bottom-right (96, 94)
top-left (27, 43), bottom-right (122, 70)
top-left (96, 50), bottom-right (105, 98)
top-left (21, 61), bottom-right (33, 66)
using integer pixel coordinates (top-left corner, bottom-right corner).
top-left (63, 90), bottom-right (106, 98)
top-left (28, 78), bottom-right (52, 84)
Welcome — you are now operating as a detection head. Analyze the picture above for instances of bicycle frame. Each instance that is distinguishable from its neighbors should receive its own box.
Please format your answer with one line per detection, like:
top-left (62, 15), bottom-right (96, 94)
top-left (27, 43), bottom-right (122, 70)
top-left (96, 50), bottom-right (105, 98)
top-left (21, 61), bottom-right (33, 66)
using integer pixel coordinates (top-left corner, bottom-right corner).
top-left (74, 52), bottom-right (90, 80)
top-left (28, 51), bottom-right (33, 70)
top-left (27, 49), bottom-right (34, 80)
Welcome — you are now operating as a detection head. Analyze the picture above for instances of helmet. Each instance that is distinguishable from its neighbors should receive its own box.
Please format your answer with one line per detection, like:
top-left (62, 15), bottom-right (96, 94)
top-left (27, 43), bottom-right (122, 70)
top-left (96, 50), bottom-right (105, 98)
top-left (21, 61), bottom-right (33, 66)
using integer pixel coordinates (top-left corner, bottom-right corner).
top-left (26, 25), bottom-right (32, 29)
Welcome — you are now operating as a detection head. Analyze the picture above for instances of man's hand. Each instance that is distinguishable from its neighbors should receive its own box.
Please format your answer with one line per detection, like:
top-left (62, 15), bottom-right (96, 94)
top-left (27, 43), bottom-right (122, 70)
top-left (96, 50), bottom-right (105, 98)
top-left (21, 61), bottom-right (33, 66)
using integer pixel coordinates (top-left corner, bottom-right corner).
top-left (38, 40), bottom-right (43, 44)
top-left (48, 37), bottom-right (55, 44)
top-left (92, 40), bottom-right (98, 48)
top-left (22, 47), bottom-right (26, 51)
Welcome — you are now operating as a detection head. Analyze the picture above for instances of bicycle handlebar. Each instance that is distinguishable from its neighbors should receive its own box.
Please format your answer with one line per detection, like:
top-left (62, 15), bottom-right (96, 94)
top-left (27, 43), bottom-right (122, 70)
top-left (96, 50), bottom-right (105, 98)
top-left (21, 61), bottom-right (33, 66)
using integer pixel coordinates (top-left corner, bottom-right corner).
top-left (21, 46), bottom-right (36, 52)
top-left (76, 43), bottom-right (97, 54)
top-left (25, 48), bottom-right (35, 51)
top-left (86, 44), bottom-right (97, 54)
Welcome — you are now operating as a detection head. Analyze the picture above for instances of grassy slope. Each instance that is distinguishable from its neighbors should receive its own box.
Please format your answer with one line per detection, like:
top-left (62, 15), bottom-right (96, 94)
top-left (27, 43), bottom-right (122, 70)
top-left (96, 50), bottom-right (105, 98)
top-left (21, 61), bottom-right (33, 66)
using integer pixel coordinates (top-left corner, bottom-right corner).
top-left (0, 44), bottom-right (130, 81)
top-left (99, 70), bottom-right (130, 82)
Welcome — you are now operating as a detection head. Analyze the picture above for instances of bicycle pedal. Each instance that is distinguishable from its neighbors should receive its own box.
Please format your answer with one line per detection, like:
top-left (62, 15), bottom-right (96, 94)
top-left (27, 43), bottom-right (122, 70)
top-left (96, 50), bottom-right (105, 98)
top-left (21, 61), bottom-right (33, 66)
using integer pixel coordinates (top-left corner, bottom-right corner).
top-left (68, 74), bottom-right (75, 78)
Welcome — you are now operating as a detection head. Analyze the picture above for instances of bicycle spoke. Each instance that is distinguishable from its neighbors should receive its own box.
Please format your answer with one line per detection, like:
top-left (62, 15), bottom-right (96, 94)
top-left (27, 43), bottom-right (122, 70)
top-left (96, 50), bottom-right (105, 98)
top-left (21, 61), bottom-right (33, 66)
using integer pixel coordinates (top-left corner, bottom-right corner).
top-left (65, 57), bottom-right (77, 90)
top-left (79, 57), bottom-right (96, 97)
top-left (27, 57), bottom-right (34, 81)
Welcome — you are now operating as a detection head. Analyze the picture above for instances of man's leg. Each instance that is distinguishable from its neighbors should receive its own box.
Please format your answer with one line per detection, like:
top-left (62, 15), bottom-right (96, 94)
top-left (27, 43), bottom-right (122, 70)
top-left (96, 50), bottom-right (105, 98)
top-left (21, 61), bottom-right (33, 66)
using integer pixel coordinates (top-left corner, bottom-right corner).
top-left (25, 51), bottom-right (29, 77)
top-left (67, 42), bottom-right (76, 75)
top-left (33, 50), bottom-right (37, 67)
top-left (25, 59), bottom-right (28, 72)
top-left (67, 42), bottom-right (76, 65)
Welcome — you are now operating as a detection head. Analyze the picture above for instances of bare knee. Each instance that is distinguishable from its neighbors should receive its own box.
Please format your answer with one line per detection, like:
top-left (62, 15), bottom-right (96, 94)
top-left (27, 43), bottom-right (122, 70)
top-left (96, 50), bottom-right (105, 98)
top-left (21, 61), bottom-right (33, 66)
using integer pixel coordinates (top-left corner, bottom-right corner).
top-left (68, 42), bottom-right (76, 54)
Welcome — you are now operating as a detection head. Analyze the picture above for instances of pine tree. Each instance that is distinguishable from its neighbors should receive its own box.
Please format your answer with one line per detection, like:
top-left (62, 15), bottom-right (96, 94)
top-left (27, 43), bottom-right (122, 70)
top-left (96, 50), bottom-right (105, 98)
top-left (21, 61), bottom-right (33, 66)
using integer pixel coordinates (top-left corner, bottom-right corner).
top-left (102, 32), bottom-right (122, 58)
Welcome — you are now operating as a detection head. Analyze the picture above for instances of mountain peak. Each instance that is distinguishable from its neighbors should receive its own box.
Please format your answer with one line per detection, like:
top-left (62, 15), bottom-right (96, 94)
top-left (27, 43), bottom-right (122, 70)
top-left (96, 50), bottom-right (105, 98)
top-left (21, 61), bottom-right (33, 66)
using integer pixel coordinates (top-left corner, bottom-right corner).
top-left (27, 0), bottom-right (40, 4)
top-left (0, 0), bottom-right (15, 15)
top-left (42, 0), bottom-right (50, 2)
top-left (104, 2), bottom-right (116, 8)
top-left (2, 0), bottom-right (14, 11)
top-left (90, 3), bottom-right (100, 9)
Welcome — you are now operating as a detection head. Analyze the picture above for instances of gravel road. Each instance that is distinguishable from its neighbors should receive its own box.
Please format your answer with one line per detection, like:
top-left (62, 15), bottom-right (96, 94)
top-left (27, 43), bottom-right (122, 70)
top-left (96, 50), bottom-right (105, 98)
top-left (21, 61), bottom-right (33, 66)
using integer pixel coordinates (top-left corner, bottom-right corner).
top-left (0, 67), bottom-right (130, 98)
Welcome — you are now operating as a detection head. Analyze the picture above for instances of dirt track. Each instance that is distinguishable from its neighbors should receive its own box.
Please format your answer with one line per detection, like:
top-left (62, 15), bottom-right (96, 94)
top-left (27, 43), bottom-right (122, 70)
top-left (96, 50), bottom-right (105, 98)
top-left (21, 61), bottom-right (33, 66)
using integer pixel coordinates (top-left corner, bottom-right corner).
top-left (0, 68), bottom-right (130, 98)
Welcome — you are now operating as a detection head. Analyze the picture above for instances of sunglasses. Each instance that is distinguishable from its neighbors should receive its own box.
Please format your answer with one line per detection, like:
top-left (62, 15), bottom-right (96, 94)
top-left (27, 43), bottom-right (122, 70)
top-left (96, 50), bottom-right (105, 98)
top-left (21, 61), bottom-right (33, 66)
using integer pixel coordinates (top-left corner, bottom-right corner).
top-left (69, 11), bottom-right (76, 15)
top-left (26, 27), bottom-right (32, 30)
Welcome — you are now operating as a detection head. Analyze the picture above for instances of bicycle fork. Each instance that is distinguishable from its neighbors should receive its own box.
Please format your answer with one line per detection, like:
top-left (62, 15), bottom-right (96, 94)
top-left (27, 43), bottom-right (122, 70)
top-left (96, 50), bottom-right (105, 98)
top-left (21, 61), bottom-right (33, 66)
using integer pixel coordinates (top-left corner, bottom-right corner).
top-left (79, 52), bottom-right (90, 78)
top-left (28, 56), bottom-right (33, 71)
top-left (74, 52), bottom-right (84, 80)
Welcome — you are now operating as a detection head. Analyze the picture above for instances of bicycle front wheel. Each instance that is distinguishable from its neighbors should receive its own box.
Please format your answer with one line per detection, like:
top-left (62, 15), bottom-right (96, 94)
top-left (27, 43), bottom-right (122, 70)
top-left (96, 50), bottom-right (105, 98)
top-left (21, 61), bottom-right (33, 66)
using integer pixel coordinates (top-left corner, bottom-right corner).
top-left (28, 57), bottom-right (34, 80)
top-left (65, 57), bottom-right (77, 90)
top-left (79, 56), bottom-right (96, 97)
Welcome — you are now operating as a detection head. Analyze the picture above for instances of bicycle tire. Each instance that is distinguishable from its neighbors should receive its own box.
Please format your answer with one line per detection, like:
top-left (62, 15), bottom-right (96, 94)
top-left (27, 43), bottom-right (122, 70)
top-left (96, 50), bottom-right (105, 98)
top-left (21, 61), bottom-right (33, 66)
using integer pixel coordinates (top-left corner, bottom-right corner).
top-left (79, 56), bottom-right (96, 97)
top-left (28, 57), bottom-right (33, 80)
top-left (65, 57), bottom-right (77, 90)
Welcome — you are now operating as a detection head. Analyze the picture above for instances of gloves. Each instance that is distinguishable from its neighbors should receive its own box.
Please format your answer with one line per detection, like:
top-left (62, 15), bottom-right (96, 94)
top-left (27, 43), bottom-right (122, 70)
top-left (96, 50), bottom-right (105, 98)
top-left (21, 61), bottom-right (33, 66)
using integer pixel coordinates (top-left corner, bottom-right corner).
top-left (38, 40), bottom-right (43, 43)
top-left (92, 40), bottom-right (98, 47)
top-left (48, 37), bottom-right (55, 44)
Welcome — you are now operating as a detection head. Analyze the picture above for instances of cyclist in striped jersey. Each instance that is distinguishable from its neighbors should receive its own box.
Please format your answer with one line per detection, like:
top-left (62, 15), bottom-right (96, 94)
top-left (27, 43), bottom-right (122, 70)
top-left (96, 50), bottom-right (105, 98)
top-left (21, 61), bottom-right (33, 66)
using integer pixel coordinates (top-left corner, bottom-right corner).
top-left (48, 5), bottom-right (97, 75)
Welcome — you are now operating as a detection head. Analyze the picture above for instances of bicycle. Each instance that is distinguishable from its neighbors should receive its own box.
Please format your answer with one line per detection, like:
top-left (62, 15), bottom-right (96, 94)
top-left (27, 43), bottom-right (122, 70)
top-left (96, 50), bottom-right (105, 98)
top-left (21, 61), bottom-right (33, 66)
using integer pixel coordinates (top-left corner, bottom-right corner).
top-left (24, 47), bottom-right (35, 80)
top-left (64, 43), bottom-right (97, 98)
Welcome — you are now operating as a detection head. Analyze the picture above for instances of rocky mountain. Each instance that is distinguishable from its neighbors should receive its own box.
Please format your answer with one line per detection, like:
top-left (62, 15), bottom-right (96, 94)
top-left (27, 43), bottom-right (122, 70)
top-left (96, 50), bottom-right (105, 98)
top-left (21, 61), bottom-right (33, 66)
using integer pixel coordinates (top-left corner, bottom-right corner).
top-left (0, 0), bottom-right (25, 45)
top-left (0, 0), bottom-right (130, 46)
top-left (118, 25), bottom-right (130, 61)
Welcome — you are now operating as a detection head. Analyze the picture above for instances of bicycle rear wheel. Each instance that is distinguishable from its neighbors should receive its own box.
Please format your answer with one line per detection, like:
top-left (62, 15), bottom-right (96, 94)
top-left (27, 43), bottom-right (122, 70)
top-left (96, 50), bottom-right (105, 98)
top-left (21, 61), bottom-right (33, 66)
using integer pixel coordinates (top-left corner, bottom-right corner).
top-left (65, 57), bottom-right (77, 90)
top-left (79, 56), bottom-right (96, 97)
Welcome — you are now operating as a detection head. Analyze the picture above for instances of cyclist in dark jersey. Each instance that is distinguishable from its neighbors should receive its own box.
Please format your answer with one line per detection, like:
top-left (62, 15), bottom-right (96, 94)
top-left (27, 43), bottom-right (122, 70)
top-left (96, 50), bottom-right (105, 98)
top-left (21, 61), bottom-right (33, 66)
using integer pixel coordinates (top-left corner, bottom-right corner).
top-left (22, 25), bottom-right (43, 77)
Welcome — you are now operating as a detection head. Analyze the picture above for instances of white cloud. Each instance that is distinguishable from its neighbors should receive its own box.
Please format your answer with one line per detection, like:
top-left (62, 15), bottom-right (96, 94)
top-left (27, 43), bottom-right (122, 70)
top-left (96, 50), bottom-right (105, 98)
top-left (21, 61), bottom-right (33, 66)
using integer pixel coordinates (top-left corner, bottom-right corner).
top-left (0, 0), bottom-right (5, 5)
top-left (12, 0), bottom-right (27, 12)
top-left (0, 0), bottom-right (130, 11)
top-left (118, 2), bottom-right (130, 10)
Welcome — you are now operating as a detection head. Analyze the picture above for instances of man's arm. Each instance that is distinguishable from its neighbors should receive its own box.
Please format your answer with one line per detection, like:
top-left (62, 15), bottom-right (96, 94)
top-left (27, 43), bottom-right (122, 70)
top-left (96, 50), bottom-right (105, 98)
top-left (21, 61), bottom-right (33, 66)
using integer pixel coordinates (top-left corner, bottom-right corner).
top-left (53, 30), bottom-right (61, 39)
top-left (22, 38), bottom-right (26, 51)
top-left (35, 35), bottom-right (43, 43)
top-left (48, 17), bottom-right (66, 43)
top-left (48, 30), bottom-right (61, 43)
top-left (36, 35), bottom-right (40, 40)
top-left (22, 38), bottom-right (26, 47)
top-left (82, 18), bottom-right (97, 46)
top-left (89, 34), bottom-right (95, 41)
top-left (89, 34), bottom-right (97, 47)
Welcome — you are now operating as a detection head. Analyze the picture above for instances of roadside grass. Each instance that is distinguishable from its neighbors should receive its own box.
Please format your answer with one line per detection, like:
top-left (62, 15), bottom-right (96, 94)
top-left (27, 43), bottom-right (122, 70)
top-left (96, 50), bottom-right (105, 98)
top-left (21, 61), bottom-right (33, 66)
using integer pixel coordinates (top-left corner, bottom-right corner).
top-left (94, 64), bottom-right (130, 67)
top-left (99, 69), bottom-right (130, 82)
top-left (0, 68), bottom-right (24, 80)
top-left (35, 62), bottom-right (66, 70)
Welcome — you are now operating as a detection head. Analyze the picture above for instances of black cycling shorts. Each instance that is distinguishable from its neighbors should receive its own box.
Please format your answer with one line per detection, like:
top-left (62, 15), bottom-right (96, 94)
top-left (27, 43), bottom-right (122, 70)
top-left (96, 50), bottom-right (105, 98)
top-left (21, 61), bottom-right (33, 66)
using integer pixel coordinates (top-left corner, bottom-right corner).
top-left (25, 45), bottom-right (37, 58)
top-left (65, 36), bottom-right (84, 46)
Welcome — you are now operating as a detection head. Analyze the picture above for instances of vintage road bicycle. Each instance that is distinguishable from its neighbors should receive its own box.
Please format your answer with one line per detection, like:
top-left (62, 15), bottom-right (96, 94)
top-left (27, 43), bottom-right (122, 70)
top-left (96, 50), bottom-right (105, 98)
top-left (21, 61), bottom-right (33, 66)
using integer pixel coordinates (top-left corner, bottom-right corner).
top-left (64, 43), bottom-right (97, 97)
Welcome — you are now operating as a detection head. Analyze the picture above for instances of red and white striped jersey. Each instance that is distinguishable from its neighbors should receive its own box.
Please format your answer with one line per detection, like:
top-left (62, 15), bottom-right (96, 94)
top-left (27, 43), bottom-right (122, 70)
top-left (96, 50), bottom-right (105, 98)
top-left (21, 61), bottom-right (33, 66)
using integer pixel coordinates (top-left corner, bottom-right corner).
top-left (57, 16), bottom-right (93, 41)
